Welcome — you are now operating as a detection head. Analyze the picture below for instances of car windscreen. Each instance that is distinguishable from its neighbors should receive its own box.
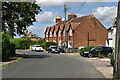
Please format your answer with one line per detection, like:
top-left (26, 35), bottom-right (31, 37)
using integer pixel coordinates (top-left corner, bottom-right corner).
top-left (51, 47), bottom-right (57, 49)
top-left (35, 46), bottom-right (41, 47)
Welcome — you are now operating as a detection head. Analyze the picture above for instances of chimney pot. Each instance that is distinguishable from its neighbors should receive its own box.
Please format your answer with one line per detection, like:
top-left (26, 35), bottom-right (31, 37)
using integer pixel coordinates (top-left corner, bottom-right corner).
top-left (56, 16), bottom-right (62, 23)
top-left (68, 13), bottom-right (77, 20)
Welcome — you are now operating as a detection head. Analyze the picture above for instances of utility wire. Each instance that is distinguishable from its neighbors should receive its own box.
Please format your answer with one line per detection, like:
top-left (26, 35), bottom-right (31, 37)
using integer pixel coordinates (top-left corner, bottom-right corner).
top-left (75, 0), bottom-right (86, 14)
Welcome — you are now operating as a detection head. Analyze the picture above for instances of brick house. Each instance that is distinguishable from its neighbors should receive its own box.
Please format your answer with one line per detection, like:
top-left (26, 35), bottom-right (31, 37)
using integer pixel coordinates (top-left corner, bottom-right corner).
top-left (45, 13), bottom-right (108, 48)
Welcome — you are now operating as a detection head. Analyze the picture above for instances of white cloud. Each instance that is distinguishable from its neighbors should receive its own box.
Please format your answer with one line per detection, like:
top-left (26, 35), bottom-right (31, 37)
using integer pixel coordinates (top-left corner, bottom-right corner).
top-left (35, 11), bottom-right (57, 23)
top-left (92, 6), bottom-right (117, 28)
top-left (36, 0), bottom-right (117, 3)
top-left (27, 25), bottom-right (46, 38)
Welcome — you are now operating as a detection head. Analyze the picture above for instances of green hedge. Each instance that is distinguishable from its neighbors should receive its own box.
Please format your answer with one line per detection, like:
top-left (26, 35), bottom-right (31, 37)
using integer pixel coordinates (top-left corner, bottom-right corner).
top-left (79, 46), bottom-right (95, 56)
top-left (2, 33), bottom-right (15, 61)
top-left (10, 38), bottom-right (32, 49)
top-left (109, 52), bottom-right (115, 66)
top-left (46, 42), bottom-right (57, 48)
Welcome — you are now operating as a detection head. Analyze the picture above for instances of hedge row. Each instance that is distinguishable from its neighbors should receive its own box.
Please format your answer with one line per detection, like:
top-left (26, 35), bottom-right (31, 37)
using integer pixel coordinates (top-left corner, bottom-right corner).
top-left (10, 38), bottom-right (32, 49)
top-left (79, 46), bottom-right (95, 56)
top-left (2, 33), bottom-right (15, 61)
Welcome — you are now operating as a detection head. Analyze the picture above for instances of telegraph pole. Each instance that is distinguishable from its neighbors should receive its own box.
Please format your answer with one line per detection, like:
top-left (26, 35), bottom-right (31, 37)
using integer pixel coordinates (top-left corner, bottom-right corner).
top-left (64, 4), bottom-right (67, 52)
top-left (114, 0), bottom-right (120, 78)
top-left (64, 4), bottom-right (67, 23)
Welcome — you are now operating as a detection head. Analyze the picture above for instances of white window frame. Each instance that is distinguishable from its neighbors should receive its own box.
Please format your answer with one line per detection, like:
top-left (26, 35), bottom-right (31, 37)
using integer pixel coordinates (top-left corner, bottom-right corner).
top-left (50, 32), bottom-right (52, 37)
top-left (64, 30), bottom-right (65, 36)
top-left (54, 31), bottom-right (56, 37)
top-left (59, 31), bottom-right (61, 37)
top-left (70, 30), bottom-right (72, 36)
top-left (46, 32), bottom-right (48, 37)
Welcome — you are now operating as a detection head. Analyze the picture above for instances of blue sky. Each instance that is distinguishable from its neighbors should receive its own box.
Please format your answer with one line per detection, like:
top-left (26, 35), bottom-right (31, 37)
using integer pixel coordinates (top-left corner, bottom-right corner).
top-left (15, 1), bottom-right (118, 38)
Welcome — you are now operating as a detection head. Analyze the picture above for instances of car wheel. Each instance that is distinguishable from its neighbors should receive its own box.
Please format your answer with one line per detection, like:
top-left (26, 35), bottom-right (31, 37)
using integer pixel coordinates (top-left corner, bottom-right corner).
top-left (88, 53), bottom-right (93, 58)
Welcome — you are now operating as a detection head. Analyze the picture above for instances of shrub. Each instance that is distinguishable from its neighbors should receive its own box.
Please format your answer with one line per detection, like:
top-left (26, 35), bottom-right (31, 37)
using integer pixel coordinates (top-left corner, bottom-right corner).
top-left (46, 42), bottom-right (57, 48)
top-left (2, 33), bottom-right (15, 61)
top-left (79, 46), bottom-right (95, 56)
top-left (10, 38), bottom-right (32, 49)
top-left (98, 52), bottom-right (104, 58)
top-left (109, 52), bottom-right (115, 66)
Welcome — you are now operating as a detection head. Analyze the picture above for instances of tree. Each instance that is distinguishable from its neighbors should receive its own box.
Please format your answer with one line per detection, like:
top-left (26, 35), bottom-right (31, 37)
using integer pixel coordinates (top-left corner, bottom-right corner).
top-left (2, 2), bottom-right (42, 38)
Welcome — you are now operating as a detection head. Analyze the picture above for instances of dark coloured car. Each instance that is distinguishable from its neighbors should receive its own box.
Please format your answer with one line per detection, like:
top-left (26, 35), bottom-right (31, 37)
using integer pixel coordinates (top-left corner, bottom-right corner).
top-left (83, 46), bottom-right (113, 58)
top-left (59, 46), bottom-right (65, 53)
top-left (48, 46), bottom-right (60, 53)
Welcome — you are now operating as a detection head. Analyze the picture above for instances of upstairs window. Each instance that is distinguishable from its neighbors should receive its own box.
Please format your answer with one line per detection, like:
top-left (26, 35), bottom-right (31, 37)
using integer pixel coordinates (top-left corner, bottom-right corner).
top-left (46, 32), bottom-right (48, 37)
top-left (54, 32), bottom-right (56, 37)
top-left (50, 32), bottom-right (52, 37)
top-left (59, 31), bottom-right (61, 37)
top-left (70, 30), bottom-right (72, 36)
top-left (64, 30), bottom-right (65, 36)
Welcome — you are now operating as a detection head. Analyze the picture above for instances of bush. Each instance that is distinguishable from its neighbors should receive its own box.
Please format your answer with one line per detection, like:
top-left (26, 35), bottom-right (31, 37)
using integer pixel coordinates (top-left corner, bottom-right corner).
top-left (79, 46), bottom-right (95, 56)
top-left (10, 38), bottom-right (32, 49)
top-left (109, 52), bottom-right (115, 66)
top-left (98, 52), bottom-right (104, 58)
top-left (46, 42), bottom-right (57, 48)
top-left (2, 33), bottom-right (15, 61)
top-left (32, 39), bottom-right (46, 49)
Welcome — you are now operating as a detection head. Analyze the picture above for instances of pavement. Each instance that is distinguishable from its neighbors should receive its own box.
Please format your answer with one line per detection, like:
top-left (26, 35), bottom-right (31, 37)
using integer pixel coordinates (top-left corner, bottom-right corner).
top-left (65, 53), bottom-right (113, 78)
top-left (1, 50), bottom-right (113, 78)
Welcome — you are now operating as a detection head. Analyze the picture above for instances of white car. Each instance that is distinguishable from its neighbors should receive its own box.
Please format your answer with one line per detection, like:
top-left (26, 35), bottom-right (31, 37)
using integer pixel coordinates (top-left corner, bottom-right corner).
top-left (32, 45), bottom-right (43, 52)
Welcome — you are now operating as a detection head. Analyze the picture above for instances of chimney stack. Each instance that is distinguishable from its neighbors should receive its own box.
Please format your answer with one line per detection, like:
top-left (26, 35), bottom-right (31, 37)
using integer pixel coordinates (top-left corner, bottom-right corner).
top-left (56, 16), bottom-right (62, 23)
top-left (68, 13), bottom-right (77, 21)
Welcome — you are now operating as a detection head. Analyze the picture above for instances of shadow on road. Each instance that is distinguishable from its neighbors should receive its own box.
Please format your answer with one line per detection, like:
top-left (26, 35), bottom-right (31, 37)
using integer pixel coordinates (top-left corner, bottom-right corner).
top-left (15, 53), bottom-right (51, 59)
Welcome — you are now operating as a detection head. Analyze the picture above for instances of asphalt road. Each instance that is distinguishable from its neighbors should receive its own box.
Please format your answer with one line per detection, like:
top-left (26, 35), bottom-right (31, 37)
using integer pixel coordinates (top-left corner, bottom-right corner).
top-left (2, 50), bottom-right (104, 78)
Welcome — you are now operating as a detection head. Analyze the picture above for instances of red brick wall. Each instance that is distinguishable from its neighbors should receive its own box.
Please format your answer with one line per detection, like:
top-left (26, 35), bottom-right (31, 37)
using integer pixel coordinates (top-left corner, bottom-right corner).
top-left (73, 18), bottom-right (108, 48)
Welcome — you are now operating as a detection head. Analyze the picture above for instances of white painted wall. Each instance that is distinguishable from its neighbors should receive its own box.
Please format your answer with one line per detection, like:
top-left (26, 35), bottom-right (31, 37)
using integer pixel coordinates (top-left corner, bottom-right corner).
top-left (107, 27), bottom-right (116, 48)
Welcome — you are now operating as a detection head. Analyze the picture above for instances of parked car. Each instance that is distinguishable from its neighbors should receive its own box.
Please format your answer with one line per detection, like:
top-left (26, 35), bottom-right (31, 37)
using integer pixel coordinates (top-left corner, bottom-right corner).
top-left (83, 46), bottom-right (113, 58)
top-left (58, 46), bottom-right (65, 53)
top-left (32, 45), bottom-right (43, 52)
top-left (48, 46), bottom-right (60, 53)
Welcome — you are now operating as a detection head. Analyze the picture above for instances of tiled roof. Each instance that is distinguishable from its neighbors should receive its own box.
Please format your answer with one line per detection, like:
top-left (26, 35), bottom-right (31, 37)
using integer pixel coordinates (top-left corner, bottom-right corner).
top-left (55, 25), bottom-right (59, 32)
top-left (70, 23), bottom-right (80, 30)
top-left (47, 27), bottom-right (51, 32)
top-left (57, 15), bottom-right (91, 25)
top-left (59, 24), bottom-right (64, 31)
top-left (46, 15), bottom-right (104, 32)
top-left (50, 26), bottom-right (55, 32)
top-left (65, 24), bottom-right (70, 31)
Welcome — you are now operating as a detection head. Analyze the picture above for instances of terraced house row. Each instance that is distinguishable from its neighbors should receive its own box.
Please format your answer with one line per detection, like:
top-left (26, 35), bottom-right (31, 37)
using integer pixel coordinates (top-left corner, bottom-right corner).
top-left (44, 13), bottom-right (108, 48)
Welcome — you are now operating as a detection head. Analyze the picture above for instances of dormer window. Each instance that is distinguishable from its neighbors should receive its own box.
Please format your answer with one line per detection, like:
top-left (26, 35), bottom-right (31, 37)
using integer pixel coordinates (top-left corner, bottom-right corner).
top-left (50, 32), bottom-right (52, 37)
top-left (54, 31), bottom-right (56, 37)
top-left (70, 30), bottom-right (72, 36)
top-left (59, 31), bottom-right (61, 37)
top-left (46, 32), bottom-right (48, 37)
top-left (64, 30), bottom-right (65, 36)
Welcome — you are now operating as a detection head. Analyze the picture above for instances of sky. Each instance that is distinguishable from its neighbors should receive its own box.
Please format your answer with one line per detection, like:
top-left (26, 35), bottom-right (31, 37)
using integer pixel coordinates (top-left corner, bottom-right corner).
top-left (15, 0), bottom-right (118, 38)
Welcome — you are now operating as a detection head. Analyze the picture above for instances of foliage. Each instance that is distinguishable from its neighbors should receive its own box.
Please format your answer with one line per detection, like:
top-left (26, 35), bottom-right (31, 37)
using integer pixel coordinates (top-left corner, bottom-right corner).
top-left (98, 52), bottom-right (104, 58)
top-left (35, 38), bottom-right (45, 45)
top-left (31, 38), bottom-right (46, 49)
top-left (79, 46), bottom-right (95, 56)
top-left (109, 52), bottom-right (115, 66)
top-left (2, 2), bottom-right (42, 38)
top-left (10, 38), bottom-right (32, 49)
top-left (2, 33), bottom-right (15, 61)
top-left (46, 42), bottom-right (57, 48)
